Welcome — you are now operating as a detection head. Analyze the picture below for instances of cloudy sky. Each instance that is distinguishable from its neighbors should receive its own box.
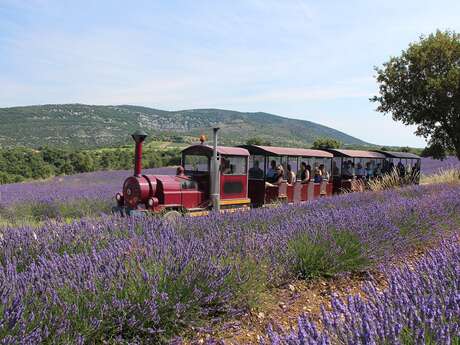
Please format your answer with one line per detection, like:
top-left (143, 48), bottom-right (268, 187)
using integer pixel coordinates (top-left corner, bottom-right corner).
top-left (1, 0), bottom-right (459, 147)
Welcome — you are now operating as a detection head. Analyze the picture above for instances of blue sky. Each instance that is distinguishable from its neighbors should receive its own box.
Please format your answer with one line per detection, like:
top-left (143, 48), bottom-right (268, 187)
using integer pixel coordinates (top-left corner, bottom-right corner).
top-left (1, 0), bottom-right (460, 147)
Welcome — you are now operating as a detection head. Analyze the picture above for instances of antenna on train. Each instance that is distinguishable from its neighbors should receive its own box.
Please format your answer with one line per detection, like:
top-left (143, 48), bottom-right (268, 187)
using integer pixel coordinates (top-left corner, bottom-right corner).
top-left (210, 128), bottom-right (220, 212)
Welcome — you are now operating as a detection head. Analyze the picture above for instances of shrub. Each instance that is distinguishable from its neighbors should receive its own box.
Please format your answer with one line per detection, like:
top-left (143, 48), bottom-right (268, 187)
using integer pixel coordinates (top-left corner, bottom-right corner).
top-left (288, 230), bottom-right (368, 279)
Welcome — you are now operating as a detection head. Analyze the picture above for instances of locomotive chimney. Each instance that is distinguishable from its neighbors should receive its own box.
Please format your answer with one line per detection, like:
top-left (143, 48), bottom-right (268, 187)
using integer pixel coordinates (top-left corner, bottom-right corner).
top-left (210, 127), bottom-right (220, 211)
top-left (132, 130), bottom-right (147, 177)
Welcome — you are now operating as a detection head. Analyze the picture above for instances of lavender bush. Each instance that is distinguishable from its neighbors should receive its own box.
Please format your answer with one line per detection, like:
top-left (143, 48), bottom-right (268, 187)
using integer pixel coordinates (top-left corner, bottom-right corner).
top-left (264, 236), bottom-right (460, 345)
top-left (0, 183), bottom-right (459, 343)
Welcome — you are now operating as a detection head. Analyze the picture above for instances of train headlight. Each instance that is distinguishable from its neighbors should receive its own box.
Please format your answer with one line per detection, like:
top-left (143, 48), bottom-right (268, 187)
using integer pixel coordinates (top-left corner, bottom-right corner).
top-left (116, 193), bottom-right (123, 202)
top-left (147, 198), bottom-right (154, 207)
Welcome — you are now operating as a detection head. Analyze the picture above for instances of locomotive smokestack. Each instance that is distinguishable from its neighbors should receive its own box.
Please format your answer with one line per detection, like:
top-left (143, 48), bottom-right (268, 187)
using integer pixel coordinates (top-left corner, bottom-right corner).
top-left (132, 130), bottom-right (147, 177)
top-left (210, 127), bottom-right (220, 212)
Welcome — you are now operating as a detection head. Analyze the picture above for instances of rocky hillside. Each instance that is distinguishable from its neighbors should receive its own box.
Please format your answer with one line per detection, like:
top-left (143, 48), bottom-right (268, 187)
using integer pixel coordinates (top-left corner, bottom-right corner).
top-left (0, 104), bottom-right (370, 149)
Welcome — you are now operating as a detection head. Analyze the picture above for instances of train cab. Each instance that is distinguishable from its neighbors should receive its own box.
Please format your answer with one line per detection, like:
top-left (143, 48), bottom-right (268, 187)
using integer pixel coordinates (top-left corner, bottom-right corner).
top-left (181, 144), bottom-right (251, 209)
top-left (239, 145), bottom-right (334, 207)
top-left (324, 149), bottom-right (387, 193)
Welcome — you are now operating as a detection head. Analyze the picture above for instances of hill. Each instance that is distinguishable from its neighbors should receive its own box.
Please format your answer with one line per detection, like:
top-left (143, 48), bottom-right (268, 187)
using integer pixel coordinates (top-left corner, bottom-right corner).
top-left (0, 104), bottom-right (371, 149)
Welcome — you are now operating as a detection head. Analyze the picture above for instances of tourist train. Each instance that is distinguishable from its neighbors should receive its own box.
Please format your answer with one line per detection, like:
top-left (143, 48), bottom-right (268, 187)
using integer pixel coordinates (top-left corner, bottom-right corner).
top-left (113, 129), bottom-right (421, 217)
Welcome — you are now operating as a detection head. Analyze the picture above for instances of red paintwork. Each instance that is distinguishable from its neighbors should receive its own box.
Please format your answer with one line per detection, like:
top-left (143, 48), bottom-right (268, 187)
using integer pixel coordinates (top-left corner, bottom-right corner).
top-left (134, 141), bottom-right (143, 176)
top-left (313, 183), bottom-right (321, 198)
top-left (326, 182), bottom-right (333, 196)
top-left (220, 174), bottom-right (247, 199)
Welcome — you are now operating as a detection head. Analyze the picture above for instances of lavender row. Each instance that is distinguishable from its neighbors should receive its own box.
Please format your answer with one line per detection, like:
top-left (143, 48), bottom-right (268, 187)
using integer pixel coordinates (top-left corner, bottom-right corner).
top-left (0, 167), bottom-right (174, 208)
top-left (264, 236), bottom-right (460, 345)
top-left (420, 156), bottom-right (460, 175)
top-left (1, 183), bottom-right (459, 344)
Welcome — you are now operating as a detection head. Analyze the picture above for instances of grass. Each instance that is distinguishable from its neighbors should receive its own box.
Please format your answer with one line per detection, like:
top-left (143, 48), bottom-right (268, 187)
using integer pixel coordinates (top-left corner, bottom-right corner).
top-left (288, 230), bottom-right (369, 279)
top-left (0, 199), bottom-right (113, 226)
top-left (420, 167), bottom-right (460, 185)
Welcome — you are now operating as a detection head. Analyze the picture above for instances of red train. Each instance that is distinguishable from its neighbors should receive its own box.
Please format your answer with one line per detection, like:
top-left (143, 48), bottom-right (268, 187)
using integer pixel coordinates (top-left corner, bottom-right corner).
top-left (113, 129), bottom-right (421, 217)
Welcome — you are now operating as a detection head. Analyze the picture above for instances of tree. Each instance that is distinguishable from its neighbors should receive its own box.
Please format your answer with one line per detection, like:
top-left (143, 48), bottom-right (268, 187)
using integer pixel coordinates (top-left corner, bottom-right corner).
top-left (246, 137), bottom-right (271, 146)
top-left (372, 30), bottom-right (460, 159)
top-left (312, 137), bottom-right (342, 149)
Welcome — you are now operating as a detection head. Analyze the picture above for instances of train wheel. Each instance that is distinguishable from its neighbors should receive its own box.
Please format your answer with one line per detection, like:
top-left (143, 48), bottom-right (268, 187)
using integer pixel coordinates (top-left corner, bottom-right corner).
top-left (163, 210), bottom-right (182, 223)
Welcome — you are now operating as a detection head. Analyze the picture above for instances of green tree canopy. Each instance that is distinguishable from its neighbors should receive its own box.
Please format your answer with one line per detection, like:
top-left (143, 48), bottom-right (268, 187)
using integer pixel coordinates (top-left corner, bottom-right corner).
top-left (246, 137), bottom-right (271, 146)
top-left (372, 30), bottom-right (460, 159)
top-left (312, 137), bottom-right (342, 149)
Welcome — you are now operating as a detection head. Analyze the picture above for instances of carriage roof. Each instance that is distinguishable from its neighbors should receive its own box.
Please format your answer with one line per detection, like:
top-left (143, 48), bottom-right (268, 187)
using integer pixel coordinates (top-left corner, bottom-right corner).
top-left (239, 145), bottom-right (333, 158)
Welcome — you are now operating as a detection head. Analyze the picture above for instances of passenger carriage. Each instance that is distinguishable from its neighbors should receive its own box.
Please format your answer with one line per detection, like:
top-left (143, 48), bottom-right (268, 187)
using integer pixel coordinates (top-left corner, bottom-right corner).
top-left (323, 149), bottom-right (387, 193)
top-left (239, 145), bottom-right (334, 207)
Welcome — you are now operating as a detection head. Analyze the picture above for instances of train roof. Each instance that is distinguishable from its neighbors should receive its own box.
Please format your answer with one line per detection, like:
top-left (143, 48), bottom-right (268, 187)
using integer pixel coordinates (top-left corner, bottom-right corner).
top-left (181, 144), bottom-right (250, 156)
top-left (324, 149), bottom-right (387, 159)
top-left (375, 150), bottom-right (421, 159)
top-left (239, 145), bottom-right (333, 158)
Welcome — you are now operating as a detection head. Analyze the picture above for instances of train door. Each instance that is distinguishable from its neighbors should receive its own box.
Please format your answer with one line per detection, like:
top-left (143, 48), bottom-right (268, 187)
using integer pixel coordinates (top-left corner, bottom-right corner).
top-left (219, 155), bottom-right (248, 200)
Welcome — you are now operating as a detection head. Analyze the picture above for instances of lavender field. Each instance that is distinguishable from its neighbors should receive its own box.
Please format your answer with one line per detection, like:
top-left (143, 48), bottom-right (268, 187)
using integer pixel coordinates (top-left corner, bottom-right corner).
top-left (1, 183), bottom-right (459, 344)
top-left (0, 168), bottom-right (174, 221)
top-left (421, 156), bottom-right (460, 175)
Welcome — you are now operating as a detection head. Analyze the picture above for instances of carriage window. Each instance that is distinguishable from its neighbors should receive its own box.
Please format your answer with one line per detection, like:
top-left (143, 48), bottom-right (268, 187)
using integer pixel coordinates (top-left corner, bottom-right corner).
top-left (221, 156), bottom-right (246, 175)
top-left (249, 155), bottom-right (265, 179)
top-left (184, 155), bottom-right (209, 172)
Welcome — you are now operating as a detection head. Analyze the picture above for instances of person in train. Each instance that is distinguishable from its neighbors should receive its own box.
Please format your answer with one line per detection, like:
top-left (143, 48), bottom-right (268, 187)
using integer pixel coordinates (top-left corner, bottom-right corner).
top-left (365, 162), bottom-right (374, 179)
top-left (220, 158), bottom-right (232, 174)
top-left (265, 165), bottom-right (285, 187)
top-left (374, 163), bottom-right (382, 178)
top-left (176, 166), bottom-right (186, 177)
top-left (286, 164), bottom-right (296, 184)
top-left (313, 167), bottom-right (322, 183)
top-left (266, 160), bottom-right (277, 182)
top-left (397, 161), bottom-right (405, 177)
top-left (356, 163), bottom-right (366, 179)
top-left (249, 160), bottom-right (264, 179)
top-left (299, 162), bottom-right (310, 183)
top-left (319, 164), bottom-right (330, 181)
top-left (342, 160), bottom-right (354, 179)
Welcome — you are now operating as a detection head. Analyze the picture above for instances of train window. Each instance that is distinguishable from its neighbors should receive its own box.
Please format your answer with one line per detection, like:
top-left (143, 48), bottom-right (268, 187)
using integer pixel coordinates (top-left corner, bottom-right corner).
top-left (184, 155), bottom-right (209, 172)
top-left (221, 156), bottom-right (247, 175)
top-left (249, 155), bottom-right (265, 179)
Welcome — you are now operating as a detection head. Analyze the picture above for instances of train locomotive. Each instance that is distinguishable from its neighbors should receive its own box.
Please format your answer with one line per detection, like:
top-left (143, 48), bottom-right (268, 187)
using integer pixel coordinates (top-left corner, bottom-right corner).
top-left (113, 129), bottom-right (421, 217)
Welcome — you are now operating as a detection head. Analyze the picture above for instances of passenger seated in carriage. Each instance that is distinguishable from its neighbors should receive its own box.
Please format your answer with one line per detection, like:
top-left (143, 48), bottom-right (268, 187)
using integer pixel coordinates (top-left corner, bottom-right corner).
top-left (249, 160), bottom-right (264, 179)
top-left (356, 163), bottom-right (366, 179)
top-left (374, 163), bottom-right (382, 178)
top-left (313, 167), bottom-right (322, 183)
top-left (266, 160), bottom-right (277, 182)
top-left (342, 160), bottom-right (354, 179)
top-left (397, 161), bottom-right (406, 177)
top-left (265, 165), bottom-right (285, 187)
top-left (287, 164), bottom-right (296, 184)
top-left (319, 164), bottom-right (329, 182)
top-left (365, 162), bottom-right (374, 179)
top-left (299, 162), bottom-right (310, 183)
